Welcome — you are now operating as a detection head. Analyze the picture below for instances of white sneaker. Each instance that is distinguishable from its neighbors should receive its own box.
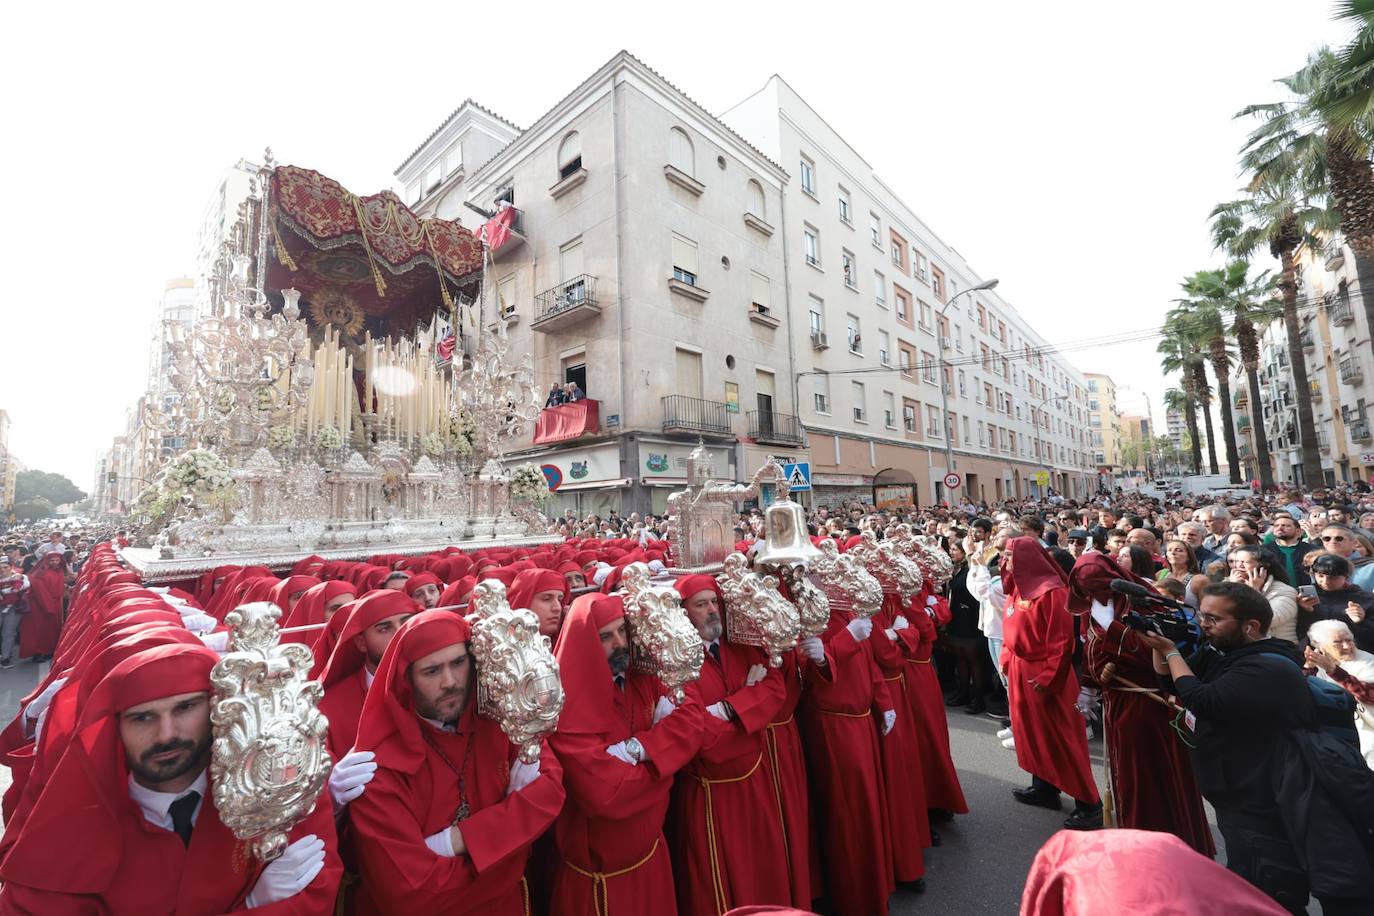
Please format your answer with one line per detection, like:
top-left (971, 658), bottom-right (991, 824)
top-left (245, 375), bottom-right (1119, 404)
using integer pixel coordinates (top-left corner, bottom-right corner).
top-left (997, 727), bottom-right (1013, 740)
top-left (1001, 736), bottom-right (1016, 750)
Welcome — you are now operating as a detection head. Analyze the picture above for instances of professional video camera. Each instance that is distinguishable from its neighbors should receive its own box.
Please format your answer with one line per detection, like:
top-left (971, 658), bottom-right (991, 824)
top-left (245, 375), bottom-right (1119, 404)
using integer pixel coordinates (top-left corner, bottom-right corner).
top-left (1109, 579), bottom-right (1202, 653)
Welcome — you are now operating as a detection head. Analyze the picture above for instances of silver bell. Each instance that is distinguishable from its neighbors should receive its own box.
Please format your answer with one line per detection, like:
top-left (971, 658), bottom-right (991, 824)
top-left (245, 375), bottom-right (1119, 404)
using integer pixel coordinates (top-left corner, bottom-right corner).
top-left (754, 496), bottom-right (822, 568)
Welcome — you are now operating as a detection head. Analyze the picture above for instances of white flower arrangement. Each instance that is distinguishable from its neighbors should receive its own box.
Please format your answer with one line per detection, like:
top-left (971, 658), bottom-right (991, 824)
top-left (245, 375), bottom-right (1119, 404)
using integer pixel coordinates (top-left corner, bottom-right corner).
top-left (447, 412), bottom-right (476, 458)
top-left (315, 426), bottom-right (343, 450)
top-left (161, 449), bottom-right (235, 495)
top-left (509, 463), bottom-right (550, 504)
top-left (267, 425), bottom-right (296, 451)
top-left (420, 432), bottom-right (446, 457)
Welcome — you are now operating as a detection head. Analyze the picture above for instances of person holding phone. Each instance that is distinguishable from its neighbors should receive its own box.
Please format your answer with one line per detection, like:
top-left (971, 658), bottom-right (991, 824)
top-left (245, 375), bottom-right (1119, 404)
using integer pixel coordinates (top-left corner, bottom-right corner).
top-left (1226, 546), bottom-right (1299, 644)
top-left (1296, 554), bottom-right (1374, 652)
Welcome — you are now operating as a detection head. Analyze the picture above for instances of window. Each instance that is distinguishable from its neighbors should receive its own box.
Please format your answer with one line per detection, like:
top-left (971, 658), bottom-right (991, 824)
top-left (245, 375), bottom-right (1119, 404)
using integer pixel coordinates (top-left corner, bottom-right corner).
top-left (750, 271), bottom-right (771, 314)
top-left (851, 381), bottom-right (866, 422)
top-left (962, 416), bottom-right (971, 444)
top-left (406, 179), bottom-right (422, 204)
top-left (883, 391), bottom-right (897, 428)
top-left (978, 420), bottom-right (986, 446)
top-left (803, 226), bottom-right (820, 267)
top-left (918, 300), bottom-right (933, 330)
top-left (497, 274), bottom-right (516, 317)
top-left (557, 132), bottom-right (581, 179)
top-left (442, 144), bottom-right (463, 176)
top-left (927, 405), bottom-right (942, 437)
top-left (912, 249), bottom-right (927, 282)
top-left (921, 351), bottom-right (936, 384)
top-left (809, 296), bottom-right (824, 336)
top-left (899, 342), bottom-right (916, 379)
top-left (842, 250), bottom-right (857, 288)
top-left (814, 374), bottom-right (831, 414)
top-left (980, 343), bottom-right (991, 371)
top-left (869, 212), bottom-right (882, 247)
top-left (847, 314), bottom-right (862, 352)
top-left (958, 369), bottom-right (967, 397)
top-left (746, 179), bottom-right (765, 217)
top-left (424, 163), bottom-right (442, 194)
top-left (675, 348), bottom-right (703, 400)
top-left (931, 265), bottom-right (946, 302)
top-left (998, 319), bottom-right (1007, 344)
top-left (800, 155), bottom-right (816, 196)
top-left (903, 402), bottom-right (918, 433)
top-left (977, 303), bottom-right (987, 330)
top-left (879, 330), bottom-right (891, 366)
top-left (671, 233), bottom-right (699, 285)
top-left (670, 127), bottom-right (694, 176)
top-left (838, 187), bottom-right (852, 224)
top-left (984, 382), bottom-right (994, 405)
top-left (874, 270), bottom-right (886, 308)
top-left (894, 286), bottom-right (912, 326)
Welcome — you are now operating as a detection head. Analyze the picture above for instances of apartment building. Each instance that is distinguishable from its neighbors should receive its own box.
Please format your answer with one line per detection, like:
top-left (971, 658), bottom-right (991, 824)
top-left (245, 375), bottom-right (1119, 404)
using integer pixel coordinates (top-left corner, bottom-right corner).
top-left (1084, 373), bottom-right (1122, 485)
top-left (399, 53), bottom-right (796, 516)
top-left (724, 77), bottom-right (1094, 505)
top-left (1234, 233), bottom-right (1374, 486)
top-left (1118, 413), bottom-right (1151, 476)
top-left (0, 410), bottom-right (14, 523)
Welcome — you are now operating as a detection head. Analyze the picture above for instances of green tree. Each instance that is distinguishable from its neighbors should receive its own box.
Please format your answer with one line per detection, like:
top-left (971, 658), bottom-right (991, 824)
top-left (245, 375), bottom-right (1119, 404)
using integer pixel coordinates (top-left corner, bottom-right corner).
top-left (14, 470), bottom-right (86, 508)
top-left (1240, 46), bottom-right (1374, 365)
top-left (1211, 175), bottom-right (1335, 486)
top-left (1181, 261), bottom-right (1282, 489)
top-left (1158, 316), bottom-right (1218, 474)
top-left (1168, 293), bottom-right (1242, 483)
top-left (12, 497), bottom-right (54, 522)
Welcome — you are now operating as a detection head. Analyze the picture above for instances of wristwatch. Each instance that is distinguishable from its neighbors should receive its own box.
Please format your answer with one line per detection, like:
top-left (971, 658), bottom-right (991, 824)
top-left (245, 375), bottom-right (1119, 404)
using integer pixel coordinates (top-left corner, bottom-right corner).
top-left (624, 737), bottom-right (645, 764)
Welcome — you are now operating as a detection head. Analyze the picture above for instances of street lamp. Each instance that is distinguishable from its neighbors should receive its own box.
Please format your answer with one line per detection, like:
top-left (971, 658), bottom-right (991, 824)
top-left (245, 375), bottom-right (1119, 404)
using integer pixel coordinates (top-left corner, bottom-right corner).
top-left (937, 279), bottom-right (998, 502)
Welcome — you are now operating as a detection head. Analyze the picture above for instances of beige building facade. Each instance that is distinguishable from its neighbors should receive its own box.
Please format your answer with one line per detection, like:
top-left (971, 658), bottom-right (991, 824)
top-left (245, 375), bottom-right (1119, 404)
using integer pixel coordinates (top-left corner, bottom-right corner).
top-left (1085, 373), bottom-right (1122, 484)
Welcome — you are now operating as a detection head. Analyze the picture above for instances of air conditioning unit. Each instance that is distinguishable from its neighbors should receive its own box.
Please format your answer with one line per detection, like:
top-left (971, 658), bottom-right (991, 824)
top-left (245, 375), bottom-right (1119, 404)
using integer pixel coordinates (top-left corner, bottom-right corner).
top-left (811, 331), bottom-right (830, 350)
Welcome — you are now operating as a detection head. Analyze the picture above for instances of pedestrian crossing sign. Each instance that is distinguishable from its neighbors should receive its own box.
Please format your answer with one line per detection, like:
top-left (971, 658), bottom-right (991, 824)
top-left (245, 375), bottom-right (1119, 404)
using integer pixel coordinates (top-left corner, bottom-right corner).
top-left (783, 462), bottom-right (811, 491)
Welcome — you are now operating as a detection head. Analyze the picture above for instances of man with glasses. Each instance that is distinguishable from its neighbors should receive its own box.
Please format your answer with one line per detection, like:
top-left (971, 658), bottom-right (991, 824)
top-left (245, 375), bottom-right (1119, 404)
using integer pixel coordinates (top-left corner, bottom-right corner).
top-left (1137, 582), bottom-right (1356, 913)
top-left (1315, 525), bottom-right (1374, 591)
top-left (1064, 528), bottom-right (1090, 559)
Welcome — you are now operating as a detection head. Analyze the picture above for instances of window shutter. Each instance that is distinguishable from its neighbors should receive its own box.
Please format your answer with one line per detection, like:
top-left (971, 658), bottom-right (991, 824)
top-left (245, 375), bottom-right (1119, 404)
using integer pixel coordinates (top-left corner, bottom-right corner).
top-left (559, 239), bottom-right (584, 282)
top-left (672, 234), bottom-right (699, 275)
top-left (676, 349), bottom-right (703, 400)
top-left (558, 132), bottom-right (581, 169)
top-left (750, 272), bottom-right (770, 309)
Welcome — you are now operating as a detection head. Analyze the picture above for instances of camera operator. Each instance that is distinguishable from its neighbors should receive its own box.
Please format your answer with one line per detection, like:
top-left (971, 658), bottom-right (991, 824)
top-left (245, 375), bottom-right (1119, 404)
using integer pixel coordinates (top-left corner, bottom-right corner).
top-left (1138, 581), bottom-right (1371, 913)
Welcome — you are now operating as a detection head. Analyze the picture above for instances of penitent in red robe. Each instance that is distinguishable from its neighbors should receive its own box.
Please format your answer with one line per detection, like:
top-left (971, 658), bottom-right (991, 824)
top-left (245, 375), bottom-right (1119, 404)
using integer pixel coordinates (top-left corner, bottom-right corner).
top-left (1002, 586), bottom-right (1099, 804)
top-left (762, 649), bottom-right (815, 908)
top-left (869, 596), bottom-right (930, 882)
top-left (893, 597), bottom-right (968, 814)
top-left (20, 559), bottom-right (63, 659)
top-left (1084, 619), bottom-right (1214, 854)
top-left (799, 613), bottom-right (895, 916)
top-left (668, 640), bottom-right (792, 916)
top-left (548, 671), bottom-right (704, 915)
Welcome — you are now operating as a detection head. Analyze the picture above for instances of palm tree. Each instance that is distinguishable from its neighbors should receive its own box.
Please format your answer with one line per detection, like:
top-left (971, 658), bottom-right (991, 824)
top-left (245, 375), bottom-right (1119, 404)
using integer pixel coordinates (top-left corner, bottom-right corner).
top-left (1170, 294), bottom-right (1242, 483)
top-left (1158, 313), bottom-right (1219, 474)
top-left (1240, 46), bottom-right (1374, 363)
top-left (1183, 261), bottom-right (1282, 489)
top-left (1162, 387), bottom-right (1201, 474)
top-left (1211, 175), bottom-right (1335, 486)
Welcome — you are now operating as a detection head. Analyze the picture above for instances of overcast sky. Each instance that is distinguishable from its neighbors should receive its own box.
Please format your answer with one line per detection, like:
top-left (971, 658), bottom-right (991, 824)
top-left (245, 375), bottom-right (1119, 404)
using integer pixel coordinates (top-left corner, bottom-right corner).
top-left (0, 1), bottom-right (1352, 491)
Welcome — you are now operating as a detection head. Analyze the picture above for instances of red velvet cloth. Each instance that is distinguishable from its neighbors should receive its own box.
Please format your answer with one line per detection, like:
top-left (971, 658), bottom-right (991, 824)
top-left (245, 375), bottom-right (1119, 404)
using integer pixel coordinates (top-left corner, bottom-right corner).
top-left (534, 399), bottom-right (600, 445)
top-left (20, 555), bottom-right (64, 658)
top-left (1084, 618), bottom-right (1215, 855)
top-left (1021, 829), bottom-right (1286, 916)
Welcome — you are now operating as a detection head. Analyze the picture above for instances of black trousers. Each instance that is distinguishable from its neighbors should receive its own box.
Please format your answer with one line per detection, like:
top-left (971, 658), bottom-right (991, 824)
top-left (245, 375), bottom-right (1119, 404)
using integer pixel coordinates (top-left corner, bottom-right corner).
top-left (1215, 811), bottom-right (1309, 915)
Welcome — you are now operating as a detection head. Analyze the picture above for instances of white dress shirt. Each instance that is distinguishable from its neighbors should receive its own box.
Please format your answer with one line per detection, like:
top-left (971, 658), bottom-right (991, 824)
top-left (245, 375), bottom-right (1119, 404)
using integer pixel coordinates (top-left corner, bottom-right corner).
top-left (128, 768), bottom-right (208, 831)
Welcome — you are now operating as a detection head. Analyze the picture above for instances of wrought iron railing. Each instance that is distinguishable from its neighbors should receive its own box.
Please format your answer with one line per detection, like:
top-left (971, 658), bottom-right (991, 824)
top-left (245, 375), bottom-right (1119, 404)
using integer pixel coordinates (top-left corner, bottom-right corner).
top-left (1341, 357), bottom-right (1363, 384)
top-left (1330, 296), bottom-right (1354, 325)
top-left (534, 274), bottom-right (598, 321)
top-left (662, 395), bottom-right (732, 435)
top-left (747, 410), bottom-right (802, 445)
top-left (1351, 419), bottom-right (1371, 442)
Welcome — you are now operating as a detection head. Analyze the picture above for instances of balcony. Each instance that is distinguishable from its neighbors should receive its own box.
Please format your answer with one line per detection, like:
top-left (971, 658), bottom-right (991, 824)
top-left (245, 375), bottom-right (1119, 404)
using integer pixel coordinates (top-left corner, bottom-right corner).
top-left (1351, 419), bottom-right (1372, 442)
top-left (1341, 357), bottom-right (1364, 385)
top-left (662, 395), bottom-right (732, 437)
top-left (747, 304), bottom-right (780, 329)
top-left (1326, 241), bottom-right (1346, 271)
top-left (1237, 414), bottom-right (1251, 431)
top-left (747, 410), bottom-right (803, 446)
top-left (533, 275), bottom-right (600, 332)
top-left (1330, 295), bottom-right (1355, 326)
top-left (1301, 327), bottom-right (1315, 351)
top-left (1310, 380), bottom-right (1323, 402)
top-left (1239, 442), bottom-right (1253, 460)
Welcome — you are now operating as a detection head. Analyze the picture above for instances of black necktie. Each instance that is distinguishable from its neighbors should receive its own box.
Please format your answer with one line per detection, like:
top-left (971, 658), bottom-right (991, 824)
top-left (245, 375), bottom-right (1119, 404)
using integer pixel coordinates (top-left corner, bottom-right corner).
top-left (169, 791), bottom-right (200, 848)
top-left (709, 642), bottom-right (722, 666)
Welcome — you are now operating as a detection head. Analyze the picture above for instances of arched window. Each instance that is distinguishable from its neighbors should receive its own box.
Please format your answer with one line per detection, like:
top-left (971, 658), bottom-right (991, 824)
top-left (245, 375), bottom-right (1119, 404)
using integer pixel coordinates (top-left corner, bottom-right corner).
top-left (558, 132), bottom-right (582, 180)
top-left (670, 127), bottom-right (694, 177)
top-left (746, 179), bottom-right (765, 217)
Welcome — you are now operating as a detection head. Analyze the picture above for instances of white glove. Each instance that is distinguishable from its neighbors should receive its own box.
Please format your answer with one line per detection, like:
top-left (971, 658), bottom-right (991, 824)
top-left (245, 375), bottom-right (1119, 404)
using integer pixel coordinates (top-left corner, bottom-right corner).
top-left (605, 741), bottom-right (638, 765)
top-left (507, 759), bottom-right (540, 795)
top-left (926, 596), bottom-right (938, 606)
top-left (198, 630), bottom-right (230, 653)
top-left (1075, 687), bottom-right (1100, 719)
top-left (245, 834), bottom-right (325, 907)
top-left (846, 617), bottom-right (873, 642)
top-left (24, 676), bottom-right (67, 723)
top-left (653, 695), bottom-right (676, 725)
top-left (892, 615), bottom-right (910, 631)
top-left (706, 701), bottom-right (732, 721)
top-left (799, 636), bottom-right (825, 664)
top-left (745, 663), bottom-right (768, 686)
top-left (884, 628), bottom-right (898, 641)
top-left (181, 613), bottom-right (218, 635)
top-left (881, 709), bottom-right (896, 735)
top-left (329, 750), bottom-right (376, 808)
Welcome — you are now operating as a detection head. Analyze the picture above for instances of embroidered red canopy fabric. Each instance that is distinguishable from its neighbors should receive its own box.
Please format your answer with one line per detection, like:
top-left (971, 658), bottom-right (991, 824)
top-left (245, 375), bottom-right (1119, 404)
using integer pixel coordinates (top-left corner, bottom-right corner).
top-left (534, 400), bottom-right (600, 445)
top-left (266, 165), bottom-right (485, 337)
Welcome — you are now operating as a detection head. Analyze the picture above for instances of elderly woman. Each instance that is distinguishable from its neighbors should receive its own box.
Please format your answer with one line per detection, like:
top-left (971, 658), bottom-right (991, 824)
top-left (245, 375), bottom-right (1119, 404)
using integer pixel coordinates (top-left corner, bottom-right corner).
top-left (1305, 619), bottom-right (1374, 769)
